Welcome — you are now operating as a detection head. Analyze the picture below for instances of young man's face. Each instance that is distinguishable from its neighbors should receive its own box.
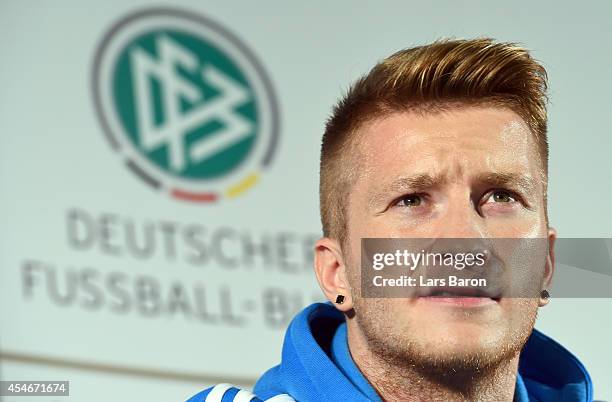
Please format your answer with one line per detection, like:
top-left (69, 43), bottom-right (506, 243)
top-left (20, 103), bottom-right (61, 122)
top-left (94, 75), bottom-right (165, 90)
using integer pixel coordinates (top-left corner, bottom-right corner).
top-left (344, 106), bottom-right (554, 370)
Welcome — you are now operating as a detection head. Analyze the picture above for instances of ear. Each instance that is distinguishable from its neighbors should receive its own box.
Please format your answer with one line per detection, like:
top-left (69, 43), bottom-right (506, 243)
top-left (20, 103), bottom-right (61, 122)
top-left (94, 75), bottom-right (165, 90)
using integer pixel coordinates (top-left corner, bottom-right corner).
top-left (540, 227), bottom-right (556, 307)
top-left (314, 237), bottom-right (353, 312)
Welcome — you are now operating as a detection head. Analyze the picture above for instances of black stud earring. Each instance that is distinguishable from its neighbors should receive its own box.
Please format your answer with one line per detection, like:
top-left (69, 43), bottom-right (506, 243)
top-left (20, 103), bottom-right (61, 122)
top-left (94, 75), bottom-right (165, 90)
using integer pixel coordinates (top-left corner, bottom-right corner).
top-left (540, 289), bottom-right (550, 300)
top-left (335, 294), bottom-right (345, 304)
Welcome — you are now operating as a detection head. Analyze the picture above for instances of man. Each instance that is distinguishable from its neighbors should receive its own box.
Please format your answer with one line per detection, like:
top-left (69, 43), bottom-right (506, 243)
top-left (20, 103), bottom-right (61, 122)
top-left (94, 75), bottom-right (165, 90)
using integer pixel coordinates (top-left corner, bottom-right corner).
top-left (188, 38), bottom-right (593, 402)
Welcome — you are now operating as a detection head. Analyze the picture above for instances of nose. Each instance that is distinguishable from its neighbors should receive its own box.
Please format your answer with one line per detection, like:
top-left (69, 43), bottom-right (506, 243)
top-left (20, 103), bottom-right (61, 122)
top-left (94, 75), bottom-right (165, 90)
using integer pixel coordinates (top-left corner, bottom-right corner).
top-left (425, 187), bottom-right (492, 261)
top-left (436, 188), bottom-right (488, 239)
top-left (428, 194), bottom-right (493, 274)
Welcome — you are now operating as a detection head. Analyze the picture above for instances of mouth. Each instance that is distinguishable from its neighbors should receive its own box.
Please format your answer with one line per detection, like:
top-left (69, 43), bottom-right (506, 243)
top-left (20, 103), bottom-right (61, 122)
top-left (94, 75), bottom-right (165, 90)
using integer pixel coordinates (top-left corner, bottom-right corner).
top-left (418, 286), bottom-right (501, 306)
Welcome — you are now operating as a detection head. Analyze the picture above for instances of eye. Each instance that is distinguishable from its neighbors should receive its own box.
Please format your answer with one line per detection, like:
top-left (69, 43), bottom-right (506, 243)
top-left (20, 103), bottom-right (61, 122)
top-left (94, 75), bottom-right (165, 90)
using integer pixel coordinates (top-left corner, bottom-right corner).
top-left (396, 194), bottom-right (423, 207)
top-left (484, 190), bottom-right (517, 204)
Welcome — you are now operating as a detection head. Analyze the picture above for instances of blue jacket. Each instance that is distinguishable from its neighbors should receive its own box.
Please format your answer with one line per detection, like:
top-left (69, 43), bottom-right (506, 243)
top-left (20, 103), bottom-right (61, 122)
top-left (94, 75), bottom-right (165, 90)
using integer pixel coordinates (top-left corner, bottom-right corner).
top-left (188, 302), bottom-right (593, 402)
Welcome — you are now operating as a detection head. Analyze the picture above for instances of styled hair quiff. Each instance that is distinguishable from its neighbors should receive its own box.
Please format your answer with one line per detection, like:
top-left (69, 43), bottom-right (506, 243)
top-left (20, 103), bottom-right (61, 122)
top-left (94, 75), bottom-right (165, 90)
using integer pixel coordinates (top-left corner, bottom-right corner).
top-left (319, 38), bottom-right (549, 242)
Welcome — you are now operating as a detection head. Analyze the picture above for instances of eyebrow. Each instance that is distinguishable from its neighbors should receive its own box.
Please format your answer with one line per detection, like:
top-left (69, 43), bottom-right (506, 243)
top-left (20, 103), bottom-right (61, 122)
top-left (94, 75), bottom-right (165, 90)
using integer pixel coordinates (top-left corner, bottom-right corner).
top-left (367, 171), bottom-right (539, 210)
top-left (475, 172), bottom-right (538, 195)
top-left (368, 173), bottom-right (447, 209)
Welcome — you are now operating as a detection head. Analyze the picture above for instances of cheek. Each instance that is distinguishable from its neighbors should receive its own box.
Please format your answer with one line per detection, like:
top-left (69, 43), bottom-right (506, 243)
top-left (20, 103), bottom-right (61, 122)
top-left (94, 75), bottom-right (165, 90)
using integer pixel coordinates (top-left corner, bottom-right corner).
top-left (501, 298), bottom-right (539, 323)
top-left (485, 213), bottom-right (547, 238)
top-left (347, 211), bottom-right (388, 242)
top-left (349, 208), bottom-right (421, 239)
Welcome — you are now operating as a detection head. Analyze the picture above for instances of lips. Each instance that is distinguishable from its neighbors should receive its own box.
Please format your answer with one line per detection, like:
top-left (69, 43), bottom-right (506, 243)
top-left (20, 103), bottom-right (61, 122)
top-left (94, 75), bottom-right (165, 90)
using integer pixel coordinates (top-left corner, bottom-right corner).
top-left (419, 286), bottom-right (501, 301)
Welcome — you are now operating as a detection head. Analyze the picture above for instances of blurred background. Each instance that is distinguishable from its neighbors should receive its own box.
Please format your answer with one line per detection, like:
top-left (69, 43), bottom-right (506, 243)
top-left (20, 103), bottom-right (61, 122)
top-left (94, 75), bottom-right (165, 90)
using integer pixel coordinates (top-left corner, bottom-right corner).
top-left (1, 1), bottom-right (611, 401)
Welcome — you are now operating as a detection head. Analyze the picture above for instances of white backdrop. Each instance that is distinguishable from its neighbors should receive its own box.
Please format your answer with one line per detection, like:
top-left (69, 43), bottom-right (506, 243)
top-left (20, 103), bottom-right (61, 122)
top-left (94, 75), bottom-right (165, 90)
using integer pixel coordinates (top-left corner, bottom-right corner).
top-left (1, 1), bottom-right (611, 401)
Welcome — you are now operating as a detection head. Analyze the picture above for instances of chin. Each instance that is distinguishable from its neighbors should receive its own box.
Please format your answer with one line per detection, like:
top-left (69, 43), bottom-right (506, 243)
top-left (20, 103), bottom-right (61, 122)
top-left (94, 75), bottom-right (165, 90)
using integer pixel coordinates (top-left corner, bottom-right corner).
top-left (403, 337), bottom-right (519, 374)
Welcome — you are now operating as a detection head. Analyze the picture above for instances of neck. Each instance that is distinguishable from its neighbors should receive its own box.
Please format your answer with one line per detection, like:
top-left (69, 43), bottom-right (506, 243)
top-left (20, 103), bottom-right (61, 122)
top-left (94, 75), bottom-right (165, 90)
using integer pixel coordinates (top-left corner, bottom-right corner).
top-left (347, 326), bottom-right (520, 402)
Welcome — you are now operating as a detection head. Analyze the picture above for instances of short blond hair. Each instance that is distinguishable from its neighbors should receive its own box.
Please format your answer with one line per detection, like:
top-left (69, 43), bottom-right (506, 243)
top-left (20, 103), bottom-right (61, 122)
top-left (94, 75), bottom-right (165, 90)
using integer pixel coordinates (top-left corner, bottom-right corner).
top-left (320, 38), bottom-right (549, 242)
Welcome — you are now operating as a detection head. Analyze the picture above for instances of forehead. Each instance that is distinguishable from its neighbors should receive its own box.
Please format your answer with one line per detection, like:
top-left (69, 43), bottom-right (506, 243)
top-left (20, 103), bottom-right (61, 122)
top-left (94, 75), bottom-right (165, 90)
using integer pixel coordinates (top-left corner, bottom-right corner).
top-left (354, 106), bottom-right (541, 180)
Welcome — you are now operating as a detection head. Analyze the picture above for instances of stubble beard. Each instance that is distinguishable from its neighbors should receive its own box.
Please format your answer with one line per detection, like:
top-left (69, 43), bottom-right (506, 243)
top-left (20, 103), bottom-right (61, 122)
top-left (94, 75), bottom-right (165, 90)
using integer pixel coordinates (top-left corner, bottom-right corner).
top-left (351, 297), bottom-right (538, 395)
